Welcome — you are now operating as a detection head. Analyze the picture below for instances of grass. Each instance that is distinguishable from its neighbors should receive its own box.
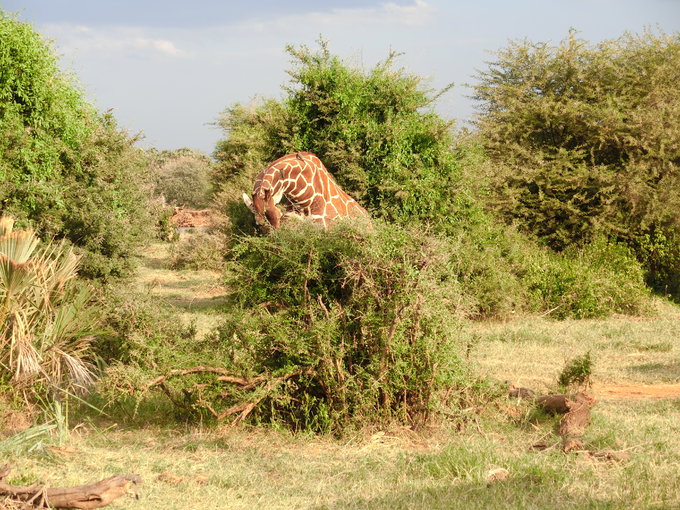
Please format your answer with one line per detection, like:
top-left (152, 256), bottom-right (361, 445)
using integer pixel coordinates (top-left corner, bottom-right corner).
top-left (4, 235), bottom-right (680, 509)
top-left (133, 239), bottom-right (227, 338)
top-left (8, 400), bottom-right (680, 509)
top-left (469, 304), bottom-right (680, 391)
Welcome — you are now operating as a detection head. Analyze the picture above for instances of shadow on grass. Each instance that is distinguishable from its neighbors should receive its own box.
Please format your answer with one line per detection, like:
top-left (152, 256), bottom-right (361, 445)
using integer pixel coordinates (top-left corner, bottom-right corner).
top-left (628, 360), bottom-right (680, 381)
top-left (164, 295), bottom-right (228, 312)
top-left (308, 478), bottom-right (624, 510)
top-left (144, 256), bottom-right (168, 270)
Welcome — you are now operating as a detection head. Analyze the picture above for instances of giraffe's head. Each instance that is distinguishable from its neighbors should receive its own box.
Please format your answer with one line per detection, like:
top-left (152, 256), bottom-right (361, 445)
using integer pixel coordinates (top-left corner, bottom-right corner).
top-left (243, 189), bottom-right (282, 231)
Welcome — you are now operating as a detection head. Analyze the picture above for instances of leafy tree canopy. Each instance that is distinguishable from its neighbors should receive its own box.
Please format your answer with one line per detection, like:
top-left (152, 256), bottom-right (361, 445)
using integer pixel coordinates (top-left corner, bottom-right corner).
top-left (0, 11), bottom-right (158, 278)
top-left (473, 28), bottom-right (680, 296)
top-left (213, 39), bottom-right (479, 231)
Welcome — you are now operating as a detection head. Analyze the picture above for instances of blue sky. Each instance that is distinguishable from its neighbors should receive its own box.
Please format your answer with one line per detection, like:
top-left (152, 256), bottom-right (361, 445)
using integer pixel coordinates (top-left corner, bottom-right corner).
top-left (4, 1), bottom-right (680, 153)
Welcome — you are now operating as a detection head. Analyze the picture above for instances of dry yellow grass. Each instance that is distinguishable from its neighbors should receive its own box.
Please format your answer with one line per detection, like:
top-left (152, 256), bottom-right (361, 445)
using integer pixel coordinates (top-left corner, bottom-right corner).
top-left (470, 302), bottom-right (680, 394)
top-left (133, 241), bottom-right (227, 338)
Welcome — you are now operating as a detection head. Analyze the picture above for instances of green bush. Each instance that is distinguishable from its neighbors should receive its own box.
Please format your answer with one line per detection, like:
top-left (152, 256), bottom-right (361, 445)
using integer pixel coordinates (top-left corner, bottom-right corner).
top-left (93, 285), bottom-right (195, 367)
top-left (445, 219), bottom-right (651, 320)
top-left (215, 220), bottom-right (474, 432)
top-left (93, 221), bottom-right (650, 428)
top-left (211, 39), bottom-right (655, 320)
top-left (473, 29), bottom-right (680, 297)
top-left (92, 285), bottom-right (215, 423)
top-left (170, 232), bottom-right (226, 271)
top-left (523, 238), bottom-right (651, 319)
top-left (558, 352), bottom-right (593, 389)
top-left (149, 148), bottom-right (214, 208)
top-left (0, 11), bottom-right (158, 279)
top-left (0, 12), bottom-right (91, 191)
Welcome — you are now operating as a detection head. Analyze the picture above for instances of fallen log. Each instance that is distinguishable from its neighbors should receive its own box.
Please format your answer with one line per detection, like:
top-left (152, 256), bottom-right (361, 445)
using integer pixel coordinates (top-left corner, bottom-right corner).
top-left (534, 392), bottom-right (596, 441)
top-left (559, 394), bottom-right (594, 438)
top-left (0, 464), bottom-right (141, 509)
top-left (535, 392), bottom-right (595, 416)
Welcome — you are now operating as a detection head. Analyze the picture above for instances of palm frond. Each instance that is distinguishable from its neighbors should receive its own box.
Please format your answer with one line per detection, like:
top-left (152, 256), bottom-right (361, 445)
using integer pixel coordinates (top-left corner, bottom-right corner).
top-left (60, 351), bottom-right (95, 389)
top-left (6, 310), bottom-right (43, 382)
top-left (0, 229), bottom-right (39, 264)
top-left (0, 256), bottom-right (37, 307)
top-left (0, 217), bottom-right (14, 237)
top-left (0, 216), bottom-right (100, 402)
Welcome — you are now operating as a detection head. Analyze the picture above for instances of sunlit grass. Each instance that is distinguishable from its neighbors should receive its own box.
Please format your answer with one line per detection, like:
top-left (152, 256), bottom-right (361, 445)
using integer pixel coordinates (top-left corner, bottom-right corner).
top-left (134, 241), bottom-right (227, 338)
top-left (469, 305), bottom-right (680, 391)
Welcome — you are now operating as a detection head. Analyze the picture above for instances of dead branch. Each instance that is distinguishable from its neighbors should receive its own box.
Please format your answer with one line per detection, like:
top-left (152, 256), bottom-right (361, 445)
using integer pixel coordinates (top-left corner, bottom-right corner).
top-left (536, 392), bottom-right (595, 414)
top-left (559, 394), bottom-right (595, 438)
top-left (216, 375), bottom-right (267, 391)
top-left (0, 465), bottom-right (141, 509)
top-left (142, 366), bottom-right (236, 392)
top-left (218, 369), bottom-right (314, 424)
top-left (142, 367), bottom-right (315, 424)
top-left (142, 367), bottom-right (272, 395)
top-left (535, 392), bottom-right (596, 439)
top-left (535, 394), bottom-right (571, 414)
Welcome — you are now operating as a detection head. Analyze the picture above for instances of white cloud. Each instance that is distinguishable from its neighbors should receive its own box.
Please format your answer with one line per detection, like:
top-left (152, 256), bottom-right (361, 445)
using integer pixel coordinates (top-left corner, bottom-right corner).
top-left (136, 38), bottom-right (184, 56)
top-left (42, 24), bottom-right (188, 58)
top-left (245, 0), bottom-right (436, 30)
top-left (41, 1), bottom-right (433, 61)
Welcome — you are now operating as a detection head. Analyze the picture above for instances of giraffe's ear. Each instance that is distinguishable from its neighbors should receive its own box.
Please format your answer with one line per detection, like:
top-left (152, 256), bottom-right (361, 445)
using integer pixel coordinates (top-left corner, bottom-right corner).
top-left (242, 193), bottom-right (255, 212)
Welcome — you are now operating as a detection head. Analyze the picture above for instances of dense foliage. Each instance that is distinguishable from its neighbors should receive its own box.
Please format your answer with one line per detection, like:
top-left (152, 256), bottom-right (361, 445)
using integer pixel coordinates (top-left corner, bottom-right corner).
top-left (0, 11), bottom-right (157, 278)
top-left (218, 221), bottom-right (472, 431)
top-left (473, 29), bottom-right (680, 297)
top-left (101, 221), bottom-right (479, 431)
top-left (213, 40), bottom-right (652, 320)
top-left (97, 38), bottom-right (653, 432)
top-left (97, 220), bottom-right (650, 429)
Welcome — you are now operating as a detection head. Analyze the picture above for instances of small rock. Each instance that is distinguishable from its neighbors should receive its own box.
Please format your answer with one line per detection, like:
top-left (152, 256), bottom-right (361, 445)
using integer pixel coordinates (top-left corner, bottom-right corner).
top-left (486, 467), bottom-right (509, 485)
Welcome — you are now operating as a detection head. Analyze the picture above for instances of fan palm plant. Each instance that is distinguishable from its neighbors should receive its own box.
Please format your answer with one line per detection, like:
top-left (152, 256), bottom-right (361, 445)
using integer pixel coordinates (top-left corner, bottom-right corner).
top-left (0, 217), bottom-right (98, 401)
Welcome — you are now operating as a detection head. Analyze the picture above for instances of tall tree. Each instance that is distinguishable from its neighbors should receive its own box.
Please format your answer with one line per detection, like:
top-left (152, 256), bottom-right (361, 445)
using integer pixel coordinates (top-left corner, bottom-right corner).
top-left (473, 29), bottom-right (680, 296)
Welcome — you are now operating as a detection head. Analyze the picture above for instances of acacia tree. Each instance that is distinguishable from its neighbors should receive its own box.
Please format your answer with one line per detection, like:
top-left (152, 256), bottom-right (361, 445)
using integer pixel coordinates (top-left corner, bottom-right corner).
top-left (473, 29), bottom-right (680, 296)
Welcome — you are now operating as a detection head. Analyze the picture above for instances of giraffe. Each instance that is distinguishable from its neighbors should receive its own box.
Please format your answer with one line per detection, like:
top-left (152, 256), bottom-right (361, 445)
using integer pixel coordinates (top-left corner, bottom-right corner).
top-left (242, 152), bottom-right (369, 230)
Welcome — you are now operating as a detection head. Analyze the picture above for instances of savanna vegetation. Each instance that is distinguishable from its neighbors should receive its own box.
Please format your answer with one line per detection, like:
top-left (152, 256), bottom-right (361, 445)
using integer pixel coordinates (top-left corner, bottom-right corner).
top-left (1, 9), bottom-right (679, 509)
top-left (149, 148), bottom-right (214, 209)
top-left (473, 29), bottom-right (680, 297)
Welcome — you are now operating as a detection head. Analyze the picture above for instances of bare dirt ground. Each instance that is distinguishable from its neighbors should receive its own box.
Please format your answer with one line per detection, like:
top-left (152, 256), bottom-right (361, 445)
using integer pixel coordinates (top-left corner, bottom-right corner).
top-left (594, 382), bottom-right (680, 400)
top-left (170, 207), bottom-right (216, 230)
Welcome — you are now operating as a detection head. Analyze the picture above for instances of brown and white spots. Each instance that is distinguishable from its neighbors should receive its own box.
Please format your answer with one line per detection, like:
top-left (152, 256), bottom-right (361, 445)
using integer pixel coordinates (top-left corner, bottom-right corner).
top-left (243, 152), bottom-right (369, 230)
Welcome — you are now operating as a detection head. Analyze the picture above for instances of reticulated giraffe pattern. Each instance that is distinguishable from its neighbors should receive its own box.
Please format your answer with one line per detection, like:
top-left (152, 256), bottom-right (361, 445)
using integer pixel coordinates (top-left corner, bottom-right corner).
top-left (243, 152), bottom-right (368, 230)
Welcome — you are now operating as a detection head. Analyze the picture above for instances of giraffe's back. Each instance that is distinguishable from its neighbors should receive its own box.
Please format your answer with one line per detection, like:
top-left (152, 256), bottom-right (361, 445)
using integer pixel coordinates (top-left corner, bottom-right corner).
top-left (252, 152), bottom-right (368, 228)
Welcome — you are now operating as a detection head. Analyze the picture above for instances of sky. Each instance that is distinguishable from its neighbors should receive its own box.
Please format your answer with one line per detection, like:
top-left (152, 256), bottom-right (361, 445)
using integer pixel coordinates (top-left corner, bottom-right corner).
top-left (4, 0), bottom-right (680, 154)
